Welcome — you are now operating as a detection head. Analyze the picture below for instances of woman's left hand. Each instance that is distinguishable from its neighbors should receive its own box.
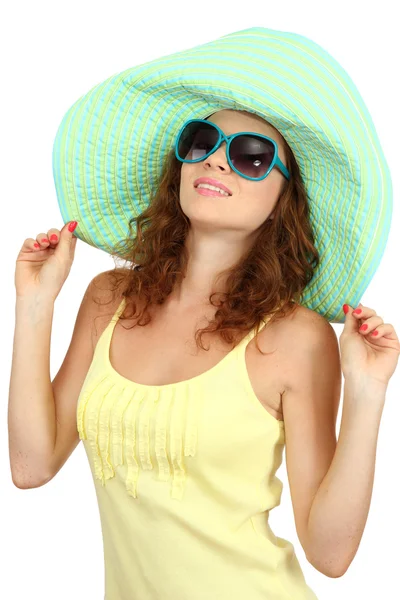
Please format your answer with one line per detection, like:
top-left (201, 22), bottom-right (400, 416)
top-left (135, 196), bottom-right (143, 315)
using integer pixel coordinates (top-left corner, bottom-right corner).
top-left (340, 303), bottom-right (400, 387)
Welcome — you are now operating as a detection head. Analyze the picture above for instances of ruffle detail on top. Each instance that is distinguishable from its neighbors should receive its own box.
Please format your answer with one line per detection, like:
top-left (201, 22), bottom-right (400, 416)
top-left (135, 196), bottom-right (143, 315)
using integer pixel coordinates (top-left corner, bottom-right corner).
top-left (76, 375), bottom-right (204, 501)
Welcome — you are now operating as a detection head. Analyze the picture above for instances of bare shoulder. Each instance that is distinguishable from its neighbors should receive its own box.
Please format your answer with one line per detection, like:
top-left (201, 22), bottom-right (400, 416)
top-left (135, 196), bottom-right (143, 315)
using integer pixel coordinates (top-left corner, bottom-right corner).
top-left (265, 303), bottom-right (338, 392)
top-left (89, 267), bottom-right (131, 346)
top-left (292, 303), bottom-right (338, 367)
top-left (277, 303), bottom-right (336, 345)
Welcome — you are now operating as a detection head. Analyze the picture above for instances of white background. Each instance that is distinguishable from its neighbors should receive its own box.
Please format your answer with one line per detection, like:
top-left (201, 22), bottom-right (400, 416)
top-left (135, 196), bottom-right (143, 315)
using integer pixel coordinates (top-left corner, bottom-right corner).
top-left (2, 1), bottom-right (399, 598)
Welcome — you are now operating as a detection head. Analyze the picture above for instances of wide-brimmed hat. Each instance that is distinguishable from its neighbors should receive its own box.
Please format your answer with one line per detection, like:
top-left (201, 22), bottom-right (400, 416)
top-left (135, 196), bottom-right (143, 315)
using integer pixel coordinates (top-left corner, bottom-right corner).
top-left (52, 26), bottom-right (392, 323)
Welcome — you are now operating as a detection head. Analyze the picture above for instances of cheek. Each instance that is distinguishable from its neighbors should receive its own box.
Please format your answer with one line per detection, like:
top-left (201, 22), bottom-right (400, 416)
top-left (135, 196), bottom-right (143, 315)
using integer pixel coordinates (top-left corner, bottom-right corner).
top-left (180, 164), bottom-right (187, 183)
top-left (247, 178), bottom-right (281, 207)
top-left (180, 164), bottom-right (195, 187)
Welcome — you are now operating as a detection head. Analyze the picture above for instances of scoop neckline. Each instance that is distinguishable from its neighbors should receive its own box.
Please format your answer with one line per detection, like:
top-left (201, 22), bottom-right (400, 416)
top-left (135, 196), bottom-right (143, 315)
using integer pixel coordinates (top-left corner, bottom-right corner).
top-left (98, 297), bottom-right (285, 428)
top-left (103, 301), bottom-right (258, 391)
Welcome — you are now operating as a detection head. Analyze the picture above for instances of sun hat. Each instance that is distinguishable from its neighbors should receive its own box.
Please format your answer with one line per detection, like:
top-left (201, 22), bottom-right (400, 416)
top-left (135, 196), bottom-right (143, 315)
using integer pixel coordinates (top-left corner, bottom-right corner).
top-left (51, 26), bottom-right (393, 324)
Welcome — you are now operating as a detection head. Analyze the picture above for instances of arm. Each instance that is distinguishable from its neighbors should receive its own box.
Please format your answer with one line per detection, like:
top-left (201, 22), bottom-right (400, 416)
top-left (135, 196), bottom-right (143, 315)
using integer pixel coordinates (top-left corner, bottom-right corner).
top-left (8, 294), bottom-right (58, 488)
top-left (281, 309), bottom-right (389, 578)
top-left (8, 269), bottom-right (127, 488)
top-left (305, 377), bottom-right (386, 577)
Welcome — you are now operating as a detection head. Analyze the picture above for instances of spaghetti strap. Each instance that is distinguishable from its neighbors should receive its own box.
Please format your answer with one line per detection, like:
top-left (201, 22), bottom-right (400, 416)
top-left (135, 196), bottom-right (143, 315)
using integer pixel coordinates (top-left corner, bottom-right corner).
top-left (112, 296), bottom-right (127, 322)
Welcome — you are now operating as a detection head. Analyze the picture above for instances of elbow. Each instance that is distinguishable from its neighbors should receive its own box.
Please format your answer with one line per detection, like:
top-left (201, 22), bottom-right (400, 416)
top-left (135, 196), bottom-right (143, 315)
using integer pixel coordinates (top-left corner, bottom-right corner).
top-left (306, 552), bottom-right (349, 579)
top-left (325, 566), bottom-right (348, 579)
top-left (304, 534), bottom-right (352, 578)
top-left (11, 470), bottom-right (52, 490)
top-left (327, 566), bottom-right (348, 579)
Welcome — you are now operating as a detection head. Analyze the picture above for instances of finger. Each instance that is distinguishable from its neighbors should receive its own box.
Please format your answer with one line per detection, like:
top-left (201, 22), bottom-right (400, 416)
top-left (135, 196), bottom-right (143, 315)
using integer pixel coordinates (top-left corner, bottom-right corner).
top-left (351, 305), bottom-right (377, 319)
top-left (69, 235), bottom-right (78, 258)
top-left (46, 228), bottom-right (61, 247)
top-left (358, 315), bottom-right (384, 334)
top-left (21, 237), bottom-right (46, 252)
top-left (371, 323), bottom-right (399, 341)
top-left (36, 232), bottom-right (50, 247)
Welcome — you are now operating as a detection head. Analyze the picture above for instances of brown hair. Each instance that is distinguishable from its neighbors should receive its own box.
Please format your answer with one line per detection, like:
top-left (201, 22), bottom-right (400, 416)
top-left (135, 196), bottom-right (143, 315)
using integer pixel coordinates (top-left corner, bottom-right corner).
top-left (99, 120), bottom-right (320, 355)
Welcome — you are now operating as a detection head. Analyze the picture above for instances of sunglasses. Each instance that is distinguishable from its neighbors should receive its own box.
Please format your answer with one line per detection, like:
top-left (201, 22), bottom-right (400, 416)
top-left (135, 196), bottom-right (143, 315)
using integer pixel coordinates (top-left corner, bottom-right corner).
top-left (174, 119), bottom-right (290, 182)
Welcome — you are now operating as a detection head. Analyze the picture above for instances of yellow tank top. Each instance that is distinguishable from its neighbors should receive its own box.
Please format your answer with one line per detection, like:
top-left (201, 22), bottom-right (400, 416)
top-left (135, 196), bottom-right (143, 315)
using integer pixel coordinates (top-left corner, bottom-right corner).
top-left (76, 297), bottom-right (319, 600)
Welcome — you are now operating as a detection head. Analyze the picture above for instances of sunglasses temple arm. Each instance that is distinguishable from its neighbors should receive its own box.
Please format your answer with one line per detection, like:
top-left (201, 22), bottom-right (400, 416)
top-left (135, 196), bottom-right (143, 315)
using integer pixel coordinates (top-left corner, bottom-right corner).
top-left (276, 156), bottom-right (290, 180)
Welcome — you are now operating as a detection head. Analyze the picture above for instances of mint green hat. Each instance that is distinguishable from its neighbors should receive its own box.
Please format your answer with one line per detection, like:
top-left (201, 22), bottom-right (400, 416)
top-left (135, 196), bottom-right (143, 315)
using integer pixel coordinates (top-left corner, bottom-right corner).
top-left (52, 26), bottom-right (392, 324)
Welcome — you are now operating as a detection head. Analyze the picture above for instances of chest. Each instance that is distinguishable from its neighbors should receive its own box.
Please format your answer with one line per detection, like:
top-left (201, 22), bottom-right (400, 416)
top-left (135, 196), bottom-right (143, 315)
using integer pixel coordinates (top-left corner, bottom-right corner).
top-left (96, 303), bottom-right (289, 422)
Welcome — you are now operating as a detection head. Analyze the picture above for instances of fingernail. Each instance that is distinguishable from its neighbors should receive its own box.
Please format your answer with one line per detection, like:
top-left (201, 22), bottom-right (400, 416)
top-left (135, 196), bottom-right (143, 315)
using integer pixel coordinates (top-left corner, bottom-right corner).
top-left (68, 221), bottom-right (78, 232)
top-left (50, 234), bottom-right (58, 241)
top-left (353, 308), bottom-right (362, 314)
top-left (360, 324), bottom-right (368, 331)
top-left (343, 304), bottom-right (349, 314)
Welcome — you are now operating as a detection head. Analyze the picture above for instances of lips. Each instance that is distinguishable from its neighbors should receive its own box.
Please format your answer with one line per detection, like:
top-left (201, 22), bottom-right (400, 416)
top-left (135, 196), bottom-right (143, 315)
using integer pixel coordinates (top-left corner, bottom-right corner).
top-left (194, 177), bottom-right (232, 195)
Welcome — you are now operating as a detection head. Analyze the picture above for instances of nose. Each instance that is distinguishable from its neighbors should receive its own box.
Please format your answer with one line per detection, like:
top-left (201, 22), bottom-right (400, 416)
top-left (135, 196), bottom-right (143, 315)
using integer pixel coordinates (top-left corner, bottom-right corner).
top-left (204, 142), bottom-right (231, 172)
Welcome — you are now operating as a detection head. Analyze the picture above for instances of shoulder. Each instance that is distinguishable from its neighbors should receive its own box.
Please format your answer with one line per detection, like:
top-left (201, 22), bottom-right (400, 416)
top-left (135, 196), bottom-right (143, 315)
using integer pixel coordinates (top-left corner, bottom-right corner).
top-left (89, 267), bottom-right (128, 309)
top-left (90, 266), bottom-right (129, 290)
top-left (262, 303), bottom-right (339, 392)
top-left (295, 303), bottom-right (335, 336)
top-left (286, 303), bottom-right (338, 356)
top-left (87, 267), bottom-right (132, 344)
top-left (277, 303), bottom-right (337, 347)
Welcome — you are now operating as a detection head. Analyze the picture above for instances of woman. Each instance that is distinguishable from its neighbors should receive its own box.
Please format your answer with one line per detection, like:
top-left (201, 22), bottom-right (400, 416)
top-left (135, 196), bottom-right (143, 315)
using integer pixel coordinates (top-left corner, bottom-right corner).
top-left (9, 28), bottom-right (399, 600)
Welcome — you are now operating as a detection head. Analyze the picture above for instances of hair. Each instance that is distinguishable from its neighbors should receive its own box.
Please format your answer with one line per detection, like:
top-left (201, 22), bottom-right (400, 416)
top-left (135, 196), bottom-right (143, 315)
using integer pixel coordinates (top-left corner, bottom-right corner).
top-left (95, 113), bottom-right (320, 355)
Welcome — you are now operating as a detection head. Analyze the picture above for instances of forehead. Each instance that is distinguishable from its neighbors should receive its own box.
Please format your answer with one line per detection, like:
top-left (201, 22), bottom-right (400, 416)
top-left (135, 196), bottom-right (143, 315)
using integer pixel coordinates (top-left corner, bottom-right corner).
top-left (207, 109), bottom-right (284, 146)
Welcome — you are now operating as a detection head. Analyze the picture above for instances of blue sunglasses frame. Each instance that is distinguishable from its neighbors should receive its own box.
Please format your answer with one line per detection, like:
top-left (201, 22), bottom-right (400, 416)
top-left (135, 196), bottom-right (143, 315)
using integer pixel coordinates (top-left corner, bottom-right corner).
top-left (174, 119), bottom-right (290, 181)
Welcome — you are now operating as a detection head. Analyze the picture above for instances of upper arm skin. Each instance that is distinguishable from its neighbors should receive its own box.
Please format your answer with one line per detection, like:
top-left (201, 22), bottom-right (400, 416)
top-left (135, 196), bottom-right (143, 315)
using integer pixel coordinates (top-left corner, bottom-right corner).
top-left (44, 268), bottom-right (126, 483)
top-left (280, 309), bottom-right (342, 567)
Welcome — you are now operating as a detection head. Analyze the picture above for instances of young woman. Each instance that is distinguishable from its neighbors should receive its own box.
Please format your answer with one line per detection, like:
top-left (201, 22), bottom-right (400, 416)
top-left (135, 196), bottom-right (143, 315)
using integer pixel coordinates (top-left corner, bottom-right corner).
top-left (8, 28), bottom-right (399, 600)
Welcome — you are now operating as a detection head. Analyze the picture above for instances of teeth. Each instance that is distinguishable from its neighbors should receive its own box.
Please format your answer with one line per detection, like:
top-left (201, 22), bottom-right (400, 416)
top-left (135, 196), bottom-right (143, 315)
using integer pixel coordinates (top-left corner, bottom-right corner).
top-left (196, 183), bottom-right (229, 196)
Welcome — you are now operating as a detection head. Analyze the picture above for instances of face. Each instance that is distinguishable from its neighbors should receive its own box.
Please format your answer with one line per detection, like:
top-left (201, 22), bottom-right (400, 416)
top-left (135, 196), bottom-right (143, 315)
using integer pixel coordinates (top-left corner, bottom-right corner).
top-left (179, 109), bottom-right (288, 235)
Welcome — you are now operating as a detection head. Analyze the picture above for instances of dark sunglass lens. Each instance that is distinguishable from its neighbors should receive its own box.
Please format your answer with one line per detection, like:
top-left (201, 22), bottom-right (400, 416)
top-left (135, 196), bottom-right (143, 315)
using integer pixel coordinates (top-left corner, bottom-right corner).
top-left (177, 122), bottom-right (219, 160)
top-left (230, 135), bottom-right (275, 178)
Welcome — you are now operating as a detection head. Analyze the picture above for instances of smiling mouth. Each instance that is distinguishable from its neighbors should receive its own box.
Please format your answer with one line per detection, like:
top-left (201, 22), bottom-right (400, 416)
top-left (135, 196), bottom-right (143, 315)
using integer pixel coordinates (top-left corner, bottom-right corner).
top-left (195, 187), bottom-right (231, 197)
top-left (194, 184), bottom-right (231, 196)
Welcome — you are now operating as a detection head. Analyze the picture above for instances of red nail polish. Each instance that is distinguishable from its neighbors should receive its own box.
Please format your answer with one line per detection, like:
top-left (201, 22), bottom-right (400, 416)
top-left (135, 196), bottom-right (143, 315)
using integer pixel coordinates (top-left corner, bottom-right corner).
top-left (360, 324), bottom-right (368, 331)
top-left (343, 304), bottom-right (349, 314)
top-left (68, 221), bottom-right (78, 232)
top-left (354, 308), bottom-right (362, 314)
top-left (50, 234), bottom-right (58, 241)
top-left (372, 330), bottom-right (379, 336)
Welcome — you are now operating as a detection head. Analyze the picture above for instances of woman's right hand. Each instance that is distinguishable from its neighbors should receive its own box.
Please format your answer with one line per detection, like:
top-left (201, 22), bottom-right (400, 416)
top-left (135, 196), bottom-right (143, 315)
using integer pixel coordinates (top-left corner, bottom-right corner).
top-left (15, 221), bottom-right (79, 301)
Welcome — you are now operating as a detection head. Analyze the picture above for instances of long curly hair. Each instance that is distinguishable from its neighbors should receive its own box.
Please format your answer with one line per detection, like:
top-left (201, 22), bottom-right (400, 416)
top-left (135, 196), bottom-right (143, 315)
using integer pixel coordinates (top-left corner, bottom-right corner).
top-left (97, 114), bottom-right (320, 355)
